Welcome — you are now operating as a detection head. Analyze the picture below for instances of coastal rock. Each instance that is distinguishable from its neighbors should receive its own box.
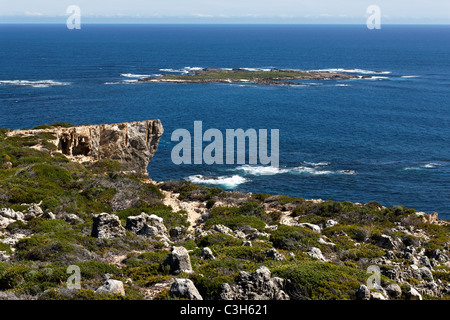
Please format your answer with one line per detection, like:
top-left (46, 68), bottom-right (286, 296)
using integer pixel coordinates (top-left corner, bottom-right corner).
top-left (355, 285), bottom-right (370, 300)
top-left (125, 213), bottom-right (170, 243)
top-left (376, 234), bottom-right (401, 250)
top-left (91, 213), bottom-right (126, 239)
top-left (265, 248), bottom-right (285, 261)
top-left (219, 266), bottom-right (289, 300)
top-left (306, 247), bottom-right (327, 262)
top-left (211, 224), bottom-right (233, 235)
top-left (8, 120), bottom-right (164, 175)
top-left (96, 279), bottom-right (125, 296)
top-left (297, 223), bottom-right (321, 233)
top-left (406, 287), bottom-right (422, 300)
top-left (24, 204), bottom-right (44, 221)
top-left (169, 279), bottom-right (203, 300)
top-left (201, 247), bottom-right (215, 260)
top-left (385, 283), bottom-right (402, 299)
top-left (162, 246), bottom-right (193, 275)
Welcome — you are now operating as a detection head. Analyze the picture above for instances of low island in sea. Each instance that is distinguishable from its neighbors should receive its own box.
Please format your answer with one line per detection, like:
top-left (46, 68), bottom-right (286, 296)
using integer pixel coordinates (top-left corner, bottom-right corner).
top-left (139, 68), bottom-right (361, 85)
top-left (0, 120), bottom-right (449, 301)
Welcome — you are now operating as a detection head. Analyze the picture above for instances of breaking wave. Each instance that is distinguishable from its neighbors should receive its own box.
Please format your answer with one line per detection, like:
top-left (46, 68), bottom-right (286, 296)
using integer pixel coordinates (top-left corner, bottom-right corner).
top-left (187, 174), bottom-right (248, 188)
top-left (0, 80), bottom-right (71, 88)
top-left (236, 165), bottom-right (290, 175)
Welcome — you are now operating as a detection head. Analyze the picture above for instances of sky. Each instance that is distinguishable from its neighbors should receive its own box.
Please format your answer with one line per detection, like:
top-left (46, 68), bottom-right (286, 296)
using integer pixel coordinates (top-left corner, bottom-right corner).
top-left (0, 0), bottom-right (449, 24)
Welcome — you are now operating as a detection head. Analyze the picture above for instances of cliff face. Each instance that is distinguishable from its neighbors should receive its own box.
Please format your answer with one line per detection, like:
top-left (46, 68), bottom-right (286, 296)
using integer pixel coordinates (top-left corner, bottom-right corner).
top-left (9, 120), bottom-right (164, 175)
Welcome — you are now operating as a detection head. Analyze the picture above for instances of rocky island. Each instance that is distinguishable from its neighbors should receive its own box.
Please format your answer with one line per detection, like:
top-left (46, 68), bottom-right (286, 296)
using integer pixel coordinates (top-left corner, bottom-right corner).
top-left (139, 68), bottom-right (359, 85)
top-left (0, 121), bottom-right (449, 301)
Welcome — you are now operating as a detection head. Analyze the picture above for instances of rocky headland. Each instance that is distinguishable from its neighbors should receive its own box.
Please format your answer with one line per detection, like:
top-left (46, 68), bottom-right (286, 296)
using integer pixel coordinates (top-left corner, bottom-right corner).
top-left (0, 121), bottom-right (449, 301)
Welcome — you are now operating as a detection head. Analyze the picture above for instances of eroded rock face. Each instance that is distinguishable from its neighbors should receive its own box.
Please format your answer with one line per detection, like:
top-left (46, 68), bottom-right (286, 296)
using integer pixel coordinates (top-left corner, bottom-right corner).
top-left (8, 120), bottom-right (163, 175)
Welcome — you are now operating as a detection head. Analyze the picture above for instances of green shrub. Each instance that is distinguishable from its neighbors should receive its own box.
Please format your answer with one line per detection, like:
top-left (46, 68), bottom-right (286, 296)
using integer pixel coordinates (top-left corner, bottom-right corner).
top-left (270, 225), bottom-right (319, 250)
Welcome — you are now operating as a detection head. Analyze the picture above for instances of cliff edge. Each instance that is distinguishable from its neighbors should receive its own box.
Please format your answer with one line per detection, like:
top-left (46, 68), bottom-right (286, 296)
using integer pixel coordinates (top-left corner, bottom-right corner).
top-left (7, 120), bottom-right (164, 175)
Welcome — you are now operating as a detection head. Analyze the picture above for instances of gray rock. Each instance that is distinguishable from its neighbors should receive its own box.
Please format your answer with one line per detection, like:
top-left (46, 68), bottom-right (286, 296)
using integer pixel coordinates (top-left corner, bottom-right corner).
top-left (24, 204), bottom-right (44, 220)
top-left (371, 292), bottom-right (388, 300)
top-left (306, 247), bottom-right (327, 262)
top-left (385, 283), bottom-right (402, 299)
top-left (211, 224), bottom-right (233, 235)
top-left (42, 211), bottom-right (56, 220)
top-left (406, 287), bottom-right (422, 300)
top-left (219, 266), bottom-right (289, 300)
top-left (91, 213), bottom-right (126, 239)
top-left (376, 234), bottom-right (401, 250)
top-left (356, 284), bottom-right (370, 300)
top-left (201, 247), bottom-right (215, 260)
top-left (0, 208), bottom-right (24, 221)
top-left (432, 249), bottom-right (448, 263)
top-left (242, 241), bottom-right (252, 247)
top-left (169, 226), bottom-right (185, 238)
top-left (169, 278), bottom-right (203, 300)
top-left (96, 279), bottom-right (125, 296)
top-left (325, 219), bottom-right (338, 228)
top-left (420, 267), bottom-right (434, 282)
top-left (297, 223), bottom-right (321, 233)
top-left (265, 248), bottom-right (285, 261)
top-left (163, 246), bottom-right (193, 275)
top-left (59, 213), bottom-right (83, 224)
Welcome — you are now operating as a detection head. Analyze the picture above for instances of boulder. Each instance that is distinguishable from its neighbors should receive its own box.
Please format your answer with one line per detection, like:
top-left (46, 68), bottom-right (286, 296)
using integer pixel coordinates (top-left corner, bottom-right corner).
top-left (125, 213), bottom-right (170, 242)
top-left (371, 292), bottom-right (388, 300)
top-left (162, 246), bottom-right (193, 275)
top-left (385, 283), bottom-right (402, 299)
top-left (201, 247), bottom-right (215, 260)
top-left (96, 279), bottom-right (125, 296)
top-left (297, 223), bottom-right (321, 233)
top-left (24, 204), bottom-right (44, 220)
top-left (91, 213), bottom-right (126, 239)
top-left (169, 279), bottom-right (203, 300)
top-left (306, 247), bottom-right (327, 262)
top-left (325, 219), bottom-right (338, 228)
top-left (219, 266), bottom-right (289, 300)
top-left (406, 287), bottom-right (422, 300)
top-left (211, 224), bottom-right (233, 235)
top-left (376, 234), bottom-right (401, 250)
top-left (355, 284), bottom-right (370, 300)
top-left (265, 248), bottom-right (285, 261)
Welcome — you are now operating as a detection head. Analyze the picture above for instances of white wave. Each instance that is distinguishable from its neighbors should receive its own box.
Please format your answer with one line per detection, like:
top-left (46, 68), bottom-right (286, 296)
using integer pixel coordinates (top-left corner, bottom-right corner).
top-left (403, 162), bottom-right (442, 170)
top-left (236, 165), bottom-right (290, 175)
top-left (423, 162), bottom-right (441, 168)
top-left (303, 161), bottom-right (330, 166)
top-left (187, 174), bottom-right (248, 188)
top-left (337, 170), bottom-right (357, 175)
top-left (183, 67), bottom-right (204, 71)
top-left (293, 166), bottom-right (334, 175)
top-left (105, 79), bottom-right (139, 85)
top-left (364, 76), bottom-right (390, 81)
top-left (0, 80), bottom-right (71, 87)
top-left (120, 73), bottom-right (151, 78)
top-left (313, 68), bottom-right (391, 75)
top-left (335, 84), bottom-right (352, 87)
top-left (401, 75), bottom-right (419, 78)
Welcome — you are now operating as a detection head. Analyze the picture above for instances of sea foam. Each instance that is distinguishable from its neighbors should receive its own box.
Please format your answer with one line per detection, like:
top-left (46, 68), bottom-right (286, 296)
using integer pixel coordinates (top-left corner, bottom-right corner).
top-left (187, 174), bottom-right (248, 188)
top-left (0, 80), bottom-right (71, 88)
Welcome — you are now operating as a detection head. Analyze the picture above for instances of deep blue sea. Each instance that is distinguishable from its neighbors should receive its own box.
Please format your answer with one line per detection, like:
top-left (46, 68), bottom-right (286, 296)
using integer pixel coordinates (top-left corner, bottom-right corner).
top-left (0, 24), bottom-right (449, 218)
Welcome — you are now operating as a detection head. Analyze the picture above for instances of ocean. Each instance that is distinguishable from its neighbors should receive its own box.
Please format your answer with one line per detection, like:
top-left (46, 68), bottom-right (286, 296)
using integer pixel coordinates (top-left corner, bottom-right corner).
top-left (0, 24), bottom-right (449, 218)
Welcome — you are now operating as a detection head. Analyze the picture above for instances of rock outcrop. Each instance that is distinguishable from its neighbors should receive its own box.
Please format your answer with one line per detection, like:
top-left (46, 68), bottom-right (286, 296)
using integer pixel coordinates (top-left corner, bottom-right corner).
top-left (91, 213), bottom-right (126, 239)
top-left (162, 246), bottom-right (194, 275)
top-left (219, 266), bottom-right (289, 300)
top-left (7, 120), bottom-right (164, 175)
top-left (169, 279), bottom-right (203, 300)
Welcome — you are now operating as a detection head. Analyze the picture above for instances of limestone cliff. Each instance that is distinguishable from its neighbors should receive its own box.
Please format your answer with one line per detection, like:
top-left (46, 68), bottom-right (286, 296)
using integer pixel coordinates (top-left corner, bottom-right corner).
top-left (8, 120), bottom-right (164, 175)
